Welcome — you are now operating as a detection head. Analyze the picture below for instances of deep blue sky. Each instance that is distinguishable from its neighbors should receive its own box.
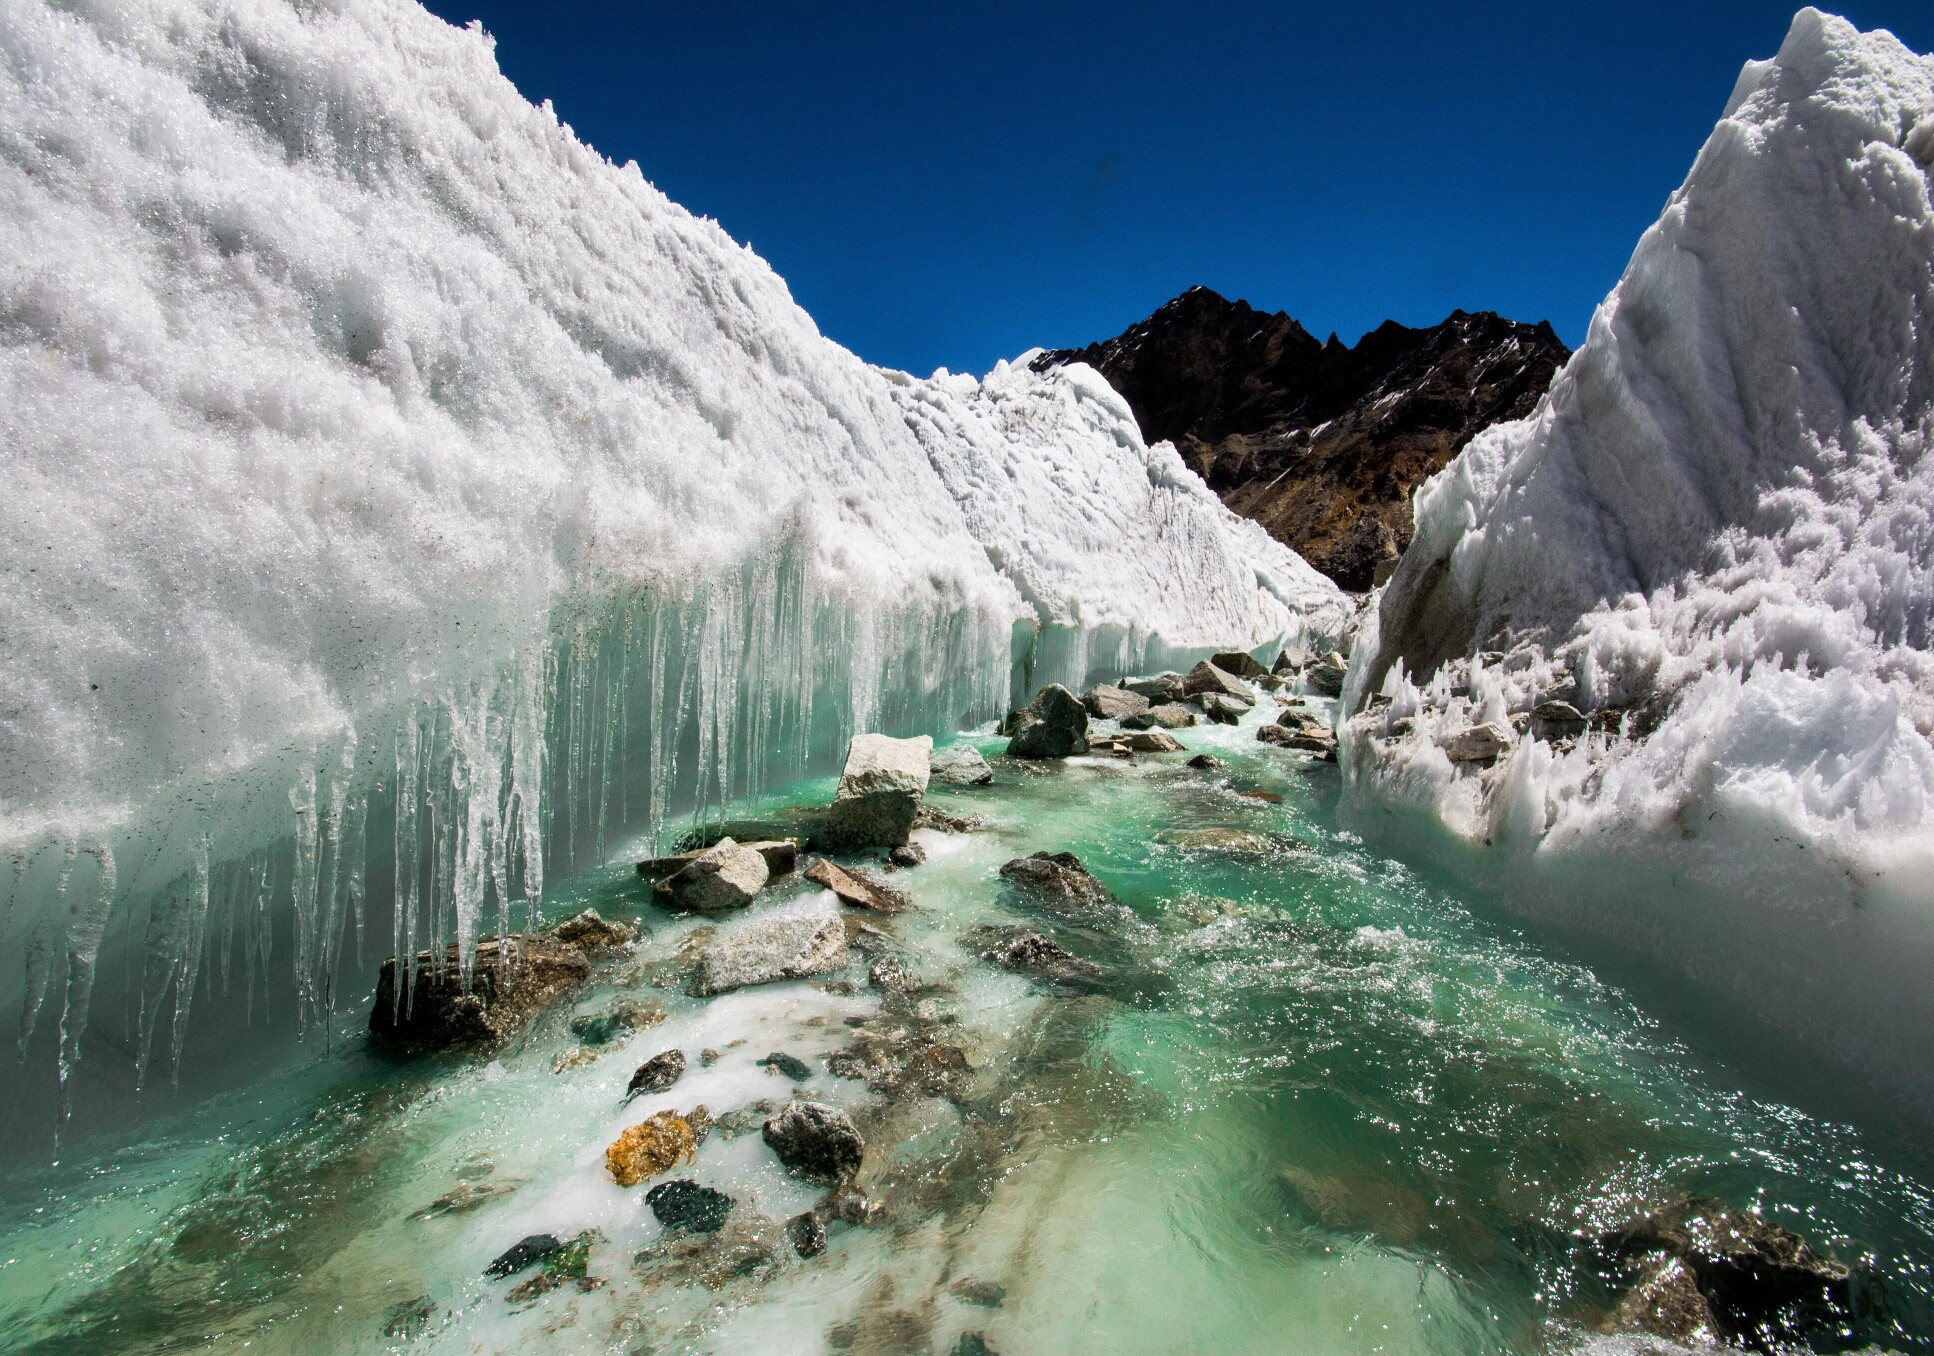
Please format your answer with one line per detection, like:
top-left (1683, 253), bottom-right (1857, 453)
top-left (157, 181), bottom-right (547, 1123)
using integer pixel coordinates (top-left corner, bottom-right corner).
top-left (419, 2), bottom-right (1932, 375)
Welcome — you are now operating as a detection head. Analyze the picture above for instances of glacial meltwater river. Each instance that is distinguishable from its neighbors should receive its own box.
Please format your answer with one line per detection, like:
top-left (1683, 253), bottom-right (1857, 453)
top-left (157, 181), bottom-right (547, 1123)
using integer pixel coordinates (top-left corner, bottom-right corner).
top-left (3, 706), bottom-right (1933, 1355)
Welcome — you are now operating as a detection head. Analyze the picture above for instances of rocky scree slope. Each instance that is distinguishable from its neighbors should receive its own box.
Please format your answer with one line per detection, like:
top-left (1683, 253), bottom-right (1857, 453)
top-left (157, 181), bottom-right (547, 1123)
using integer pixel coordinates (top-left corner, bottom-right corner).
top-left (1033, 287), bottom-right (1569, 589)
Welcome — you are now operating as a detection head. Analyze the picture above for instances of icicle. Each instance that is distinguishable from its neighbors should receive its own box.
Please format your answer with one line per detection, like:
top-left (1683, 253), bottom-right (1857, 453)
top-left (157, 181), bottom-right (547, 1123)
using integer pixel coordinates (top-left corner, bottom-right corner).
top-left (16, 834), bottom-right (77, 1059)
top-left (394, 713), bottom-right (422, 1019)
top-left (55, 845), bottom-right (116, 1124)
top-left (289, 764), bottom-right (320, 1036)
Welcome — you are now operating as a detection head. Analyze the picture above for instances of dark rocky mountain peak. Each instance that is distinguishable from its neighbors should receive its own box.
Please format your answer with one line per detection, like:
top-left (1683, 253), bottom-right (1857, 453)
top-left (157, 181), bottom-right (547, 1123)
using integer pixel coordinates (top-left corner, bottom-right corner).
top-left (1033, 288), bottom-right (1570, 590)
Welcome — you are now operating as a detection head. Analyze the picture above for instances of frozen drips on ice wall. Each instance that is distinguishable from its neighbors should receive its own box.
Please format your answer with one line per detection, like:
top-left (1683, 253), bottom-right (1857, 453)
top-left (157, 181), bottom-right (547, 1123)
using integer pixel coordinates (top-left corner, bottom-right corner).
top-left (0, 0), bottom-right (1339, 1118)
top-left (1346, 11), bottom-right (1934, 1115)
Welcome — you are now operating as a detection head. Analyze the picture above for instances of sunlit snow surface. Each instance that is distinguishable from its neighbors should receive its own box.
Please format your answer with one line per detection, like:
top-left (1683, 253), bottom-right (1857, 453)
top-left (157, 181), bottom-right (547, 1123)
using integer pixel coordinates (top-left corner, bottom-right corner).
top-left (3, 716), bottom-right (1932, 1355)
top-left (0, 0), bottom-right (1340, 1100)
top-left (1347, 10), bottom-right (1934, 1112)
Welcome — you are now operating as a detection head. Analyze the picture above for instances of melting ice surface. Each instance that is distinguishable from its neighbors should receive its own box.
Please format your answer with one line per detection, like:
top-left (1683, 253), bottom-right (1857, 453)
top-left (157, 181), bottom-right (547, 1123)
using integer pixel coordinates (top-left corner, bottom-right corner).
top-left (4, 709), bottom-right (1933, 1355)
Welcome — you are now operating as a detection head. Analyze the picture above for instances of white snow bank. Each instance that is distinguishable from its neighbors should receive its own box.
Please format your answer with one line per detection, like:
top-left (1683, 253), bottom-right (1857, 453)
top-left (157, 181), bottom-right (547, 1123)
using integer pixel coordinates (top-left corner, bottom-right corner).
top-left (0, 0), bottom-right (1340, 1076)
top-left (1347, 10), bottom-right (1934, 1114)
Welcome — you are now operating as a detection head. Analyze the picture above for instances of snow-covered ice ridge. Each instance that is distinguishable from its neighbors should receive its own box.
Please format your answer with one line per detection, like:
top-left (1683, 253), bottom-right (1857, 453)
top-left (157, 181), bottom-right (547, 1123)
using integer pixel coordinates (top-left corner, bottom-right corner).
top-left (1347, 11), bottom-right (1934, 1109)
top-left (0, 0), bottom-right (1341, 1083)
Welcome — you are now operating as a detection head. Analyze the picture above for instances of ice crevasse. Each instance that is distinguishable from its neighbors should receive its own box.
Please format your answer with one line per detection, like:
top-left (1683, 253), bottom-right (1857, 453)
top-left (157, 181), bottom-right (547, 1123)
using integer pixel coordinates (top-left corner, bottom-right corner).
top-left (0, 0), bottom-right (1344, 1095)
top-left (1347, 10), bottom-right (1934, 1114)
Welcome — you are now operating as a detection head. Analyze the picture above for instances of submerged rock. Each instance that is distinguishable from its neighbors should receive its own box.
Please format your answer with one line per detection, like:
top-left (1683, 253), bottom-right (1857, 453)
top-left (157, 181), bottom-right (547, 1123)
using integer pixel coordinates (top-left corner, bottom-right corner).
top-left (1186, 753), bottom-right (1225, 770)
top-left (505, 1231), bottom-right (604, 1302)
top-left (369, 936), bottom-right (591, 1052)
top-left (758, 1051), bottom-right (815, 1081)
top-left (763, 1100), bottom-right (865, 1181)
top-left (552, 908), bottom-right (637, 950)
top-left (692, 900), bottom-right (848, 995)
top-left (646, 1179), bottom-right (735, 1234)
top-left (788, 1210), bottom-right (827, 1259)
top-left (931, 741), bottom-right (996, 786)
top-left (656, 837), bottom-right (771, 913)
top-left (607, 1111), bottom-right (698, 1186)
top-left (1603, 1198), bottom-right (1853, 1345)
top-left (1005, 684), bottom-right (1090, 758)
top-left (1156, 827), bottom-right (1289, 855)
top-left (486, 1233), bottom-right (563, 1278)
top-left (964, 924), bottom-right (1105, 989)
top-left (1083, 683), bottom-right (1151, 722)
top-left (823, 733), bottom-right (934, 850)
top-left (888, 842), bottom-right (926, 867)
top-left (998, 851), bottom-right (1121, 918)
top-left (625, 1049), bottom-right (688, 1100)
top-left (914, 804), bottom-right (986, 833)
top-left (804, 857), bottom-right (911, 912)
top-left (569, 997), bottom-right (666, 1046)
top-left (712, 1100), bottom-right (782, 1140)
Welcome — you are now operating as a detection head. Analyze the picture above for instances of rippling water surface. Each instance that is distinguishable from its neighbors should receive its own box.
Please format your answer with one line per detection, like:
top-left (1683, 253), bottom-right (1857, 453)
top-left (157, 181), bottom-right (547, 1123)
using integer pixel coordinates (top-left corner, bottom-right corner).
top-left (4, 711), bottom-right (1932, 1354)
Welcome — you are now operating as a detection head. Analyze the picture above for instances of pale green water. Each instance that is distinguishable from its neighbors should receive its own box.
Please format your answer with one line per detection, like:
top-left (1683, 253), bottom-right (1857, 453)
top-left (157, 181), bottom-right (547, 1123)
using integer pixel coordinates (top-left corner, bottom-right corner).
top-left (3, 708), bottom-right (1933, 1354)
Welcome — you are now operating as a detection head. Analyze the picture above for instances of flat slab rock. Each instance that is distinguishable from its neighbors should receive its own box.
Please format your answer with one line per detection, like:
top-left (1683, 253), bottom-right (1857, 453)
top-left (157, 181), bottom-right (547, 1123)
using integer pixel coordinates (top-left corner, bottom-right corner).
top-left (1083, 683), bottom-right (1151, 722)
top-left (804, 858), bottom-right (910, 912)
top-left (692, 899), bottom-right (848, 996)
top-left (370, 935), bottom-right (591, 1051)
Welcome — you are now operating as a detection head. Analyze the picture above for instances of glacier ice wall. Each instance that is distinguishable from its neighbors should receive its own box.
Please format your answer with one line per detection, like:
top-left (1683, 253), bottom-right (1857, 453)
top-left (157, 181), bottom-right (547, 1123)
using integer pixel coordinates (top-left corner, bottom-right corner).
top-left (1346, 10), bottom-right (1934, 1115)
top-left (0, 0), bottom-right (1339, 1110)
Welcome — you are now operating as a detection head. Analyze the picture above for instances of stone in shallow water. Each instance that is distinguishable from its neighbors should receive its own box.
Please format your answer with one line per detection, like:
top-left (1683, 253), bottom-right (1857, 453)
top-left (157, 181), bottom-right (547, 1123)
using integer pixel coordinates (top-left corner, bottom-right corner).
top-left (1144, 702), bottom-right (1199, 728)
top-left (763, 1100), bottom-right (865, 1181)
top-left (930, 742), bottom-right (995, 786)
top-left (606, 1111), bottom-right (697, 1186)
top-left (1199, 691), bottom-right (1250, 724)
top-left (656, 837), bottom-right (771, 913)
top-left (1006, 684), bottom-right (1089, 758)
top-left (788, 1210), bottom-right (827, 1258)
top-left (998, 851), bottom-right (1121, 920)
top-left (692, 899), bottom-right (847, 995)
top-left (569, 997), bottom-right (666, 1046)
top-left (369, 936), bottom-right (591, 1052)
top-left (625, 1049), bottom-right (687, 1099)
top-left (1123, 728), bottom-right (1185, 753)
top-left (485, 1233), bottom-right (562, 1278)
top-left (1183, 659), bottom-right (1255, 701)
top-left (1186, 753), bottom-right (1225, 770)
top-left (646, 1179), bottom-right (734, 1233)
top-left (758, 1050), bottom-right (814, 1081)
top-left (888, 841), bottom-right (926, 867)
top-left (1083, 683), bottom-right (1150, 722)
top-left (805, 858), bottom-right (910, 912)
top-left (964, 924), bottom-right (1105, 989)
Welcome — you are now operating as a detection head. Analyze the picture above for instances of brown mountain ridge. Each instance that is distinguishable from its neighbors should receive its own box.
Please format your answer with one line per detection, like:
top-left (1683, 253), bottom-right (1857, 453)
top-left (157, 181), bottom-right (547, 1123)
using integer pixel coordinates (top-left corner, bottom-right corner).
top-left (1032, 286), bottom-right (1570, 590)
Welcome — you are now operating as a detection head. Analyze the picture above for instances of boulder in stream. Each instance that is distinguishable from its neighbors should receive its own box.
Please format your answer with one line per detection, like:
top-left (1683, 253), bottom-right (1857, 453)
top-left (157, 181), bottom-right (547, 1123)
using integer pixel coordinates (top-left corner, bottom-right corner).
top-left (1305, 651), bottom-right (1349, 696)
top-left (1142, 702), bottom-right (1199, 729)
top-left (763, 1100), bottom-right (865, 1181)
top-left (1182, 660), bottom-right (1255, 701)
top-left (1124, 672), bottom-right (1188, 703)
top-left (1083, 683), bottom-right (1151, 722)
top-left (1123, 728), bottom-right (1185, 753)
top-left (788, 1210), bottom-right (827, 1258)
top-left (692, 899), bottom-right (848, 995)
top-left (931, 742), bottom-right (995, 786)
top-left (1005, 684), bottom-right (1089, 758)
top-left (1210, 651), bottom-right (1269, 680)
top-left (1199, 691), bottom-right (1250, 725)
top-left (369, 936), bottom-right (591, 1052)
top-left (998, 851), bottom-right (1121, 917)
top-left (656, 837), bottom-right (771, 913)
top-left (822, 733), bottom-right (934, 850)
top-left (964, 924), bottom-right (1105, 989)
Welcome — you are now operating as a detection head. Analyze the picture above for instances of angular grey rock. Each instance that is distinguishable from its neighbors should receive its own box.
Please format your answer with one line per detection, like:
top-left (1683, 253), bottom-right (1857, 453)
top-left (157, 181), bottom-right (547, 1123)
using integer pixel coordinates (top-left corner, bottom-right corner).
top-left (1124, 672), bottom-right (1188, 703)
top-left (788, 1210), bottom-right (827, 1259)
top-left (1186, 753), bottom-right (1224, 770)
top-left (1210, 651), bottom-right (1269, 680)
top-left (1441, 722), bottom-right (1513, 764)
top-left (656, 837), bottom-right (770, 914)
top-left (1531, 699), bottom-right (1588, 740)
top-left (804, 857), bottom-right (910, 912)
top-left (692, 899), bottom-right (847, 995)
top-left (1273, 647), bottom-right (1312, 674)
top-left (887, 842), bottom-right (925, 867)
top-left (1305, 651), bottom-right (1349, 697)
top-left (1199, 692), bottom-right (1250, 725)
top-left (1123, 728), bottom-right (1185, 753)
top-left (965, 925), bottom-right (1104, 989)
top-left (1082, 683), bottom-right (1151, 722)
top-left (930, 742), bottom-right (995, 786)
top-left (763, 1100), bottom-right (865, 1181)
top-left (1182, 660), bottom-right (1255, 701)
top-left (822, 733), bottom-right (933, 850)
top-left (1005, 684), bottom-right (1089, 758)
top-left (1143, 702), bottom-right (1199, 729)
